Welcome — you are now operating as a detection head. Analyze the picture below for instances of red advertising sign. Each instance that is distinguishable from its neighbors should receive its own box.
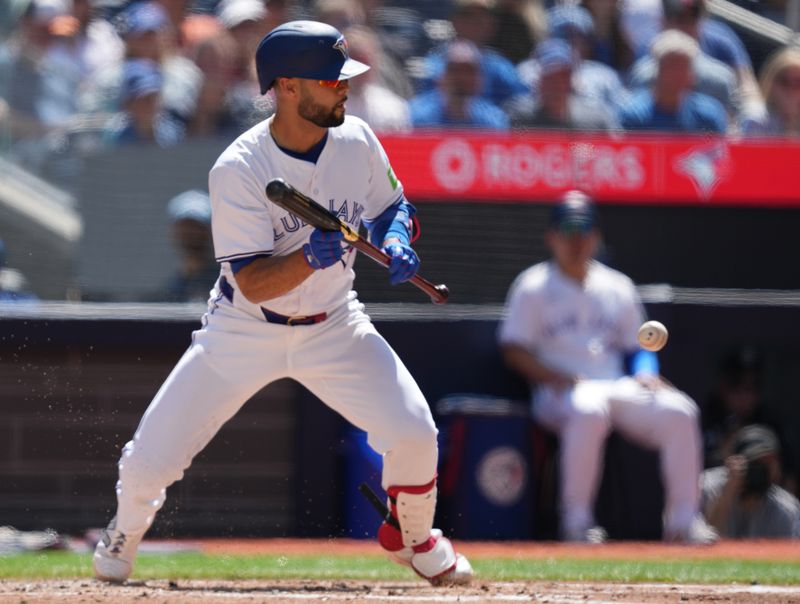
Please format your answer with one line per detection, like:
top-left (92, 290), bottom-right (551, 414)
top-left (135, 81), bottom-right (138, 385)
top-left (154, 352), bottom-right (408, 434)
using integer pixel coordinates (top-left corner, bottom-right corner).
top-left (380, 132), bottom-right (800, 206)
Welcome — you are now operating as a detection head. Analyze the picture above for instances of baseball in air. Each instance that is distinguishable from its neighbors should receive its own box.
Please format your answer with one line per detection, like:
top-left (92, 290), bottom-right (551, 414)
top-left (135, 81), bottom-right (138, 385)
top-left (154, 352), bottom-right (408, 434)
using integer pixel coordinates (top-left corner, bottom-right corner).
top-left (638, 320), bottom-right (669, 352)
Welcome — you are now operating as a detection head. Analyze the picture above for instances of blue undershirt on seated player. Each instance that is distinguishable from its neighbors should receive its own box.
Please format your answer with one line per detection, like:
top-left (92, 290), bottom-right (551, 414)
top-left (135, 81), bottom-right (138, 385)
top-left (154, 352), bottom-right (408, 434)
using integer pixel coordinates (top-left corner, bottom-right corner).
top-left (231, 132), bottom-right (330, 274)
top-left (626, 349), bottom-right (660, 376)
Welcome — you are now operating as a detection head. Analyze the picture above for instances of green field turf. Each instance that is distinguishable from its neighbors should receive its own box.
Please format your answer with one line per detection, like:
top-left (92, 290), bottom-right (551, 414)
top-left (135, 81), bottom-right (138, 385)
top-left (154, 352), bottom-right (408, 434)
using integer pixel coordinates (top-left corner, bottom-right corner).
top-left (1, 552), bottom-right (799, 584)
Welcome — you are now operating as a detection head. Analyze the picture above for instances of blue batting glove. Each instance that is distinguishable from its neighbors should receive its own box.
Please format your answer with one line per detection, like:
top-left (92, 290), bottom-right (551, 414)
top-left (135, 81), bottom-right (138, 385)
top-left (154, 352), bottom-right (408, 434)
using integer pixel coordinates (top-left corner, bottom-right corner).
top-left (382, 242), bottom-right (419, 285)
top-left (303, 229), bottom-right (344, 269)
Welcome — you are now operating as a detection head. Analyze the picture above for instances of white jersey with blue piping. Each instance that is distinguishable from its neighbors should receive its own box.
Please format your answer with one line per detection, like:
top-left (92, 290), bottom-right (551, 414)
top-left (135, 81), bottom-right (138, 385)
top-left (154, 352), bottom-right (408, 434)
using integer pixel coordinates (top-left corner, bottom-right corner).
top-left (209, 114), bottom-right (403, 318)
top-left (499, 260), bottom-right (645, 381)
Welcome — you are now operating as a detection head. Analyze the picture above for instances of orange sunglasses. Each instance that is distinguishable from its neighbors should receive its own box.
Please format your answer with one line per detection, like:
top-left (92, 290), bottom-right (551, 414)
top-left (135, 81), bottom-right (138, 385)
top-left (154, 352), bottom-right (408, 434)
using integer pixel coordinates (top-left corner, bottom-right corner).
top-left (318, 79), bottom-right (344, 88)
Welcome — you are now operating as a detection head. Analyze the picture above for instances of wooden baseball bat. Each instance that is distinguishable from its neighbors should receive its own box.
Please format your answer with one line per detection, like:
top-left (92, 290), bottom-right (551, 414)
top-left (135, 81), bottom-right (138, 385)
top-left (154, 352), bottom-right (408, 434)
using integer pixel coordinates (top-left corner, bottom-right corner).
top-left (265, 178), bottom-right (449, 304)
top-left (358, 482), bottom-right (400, 530)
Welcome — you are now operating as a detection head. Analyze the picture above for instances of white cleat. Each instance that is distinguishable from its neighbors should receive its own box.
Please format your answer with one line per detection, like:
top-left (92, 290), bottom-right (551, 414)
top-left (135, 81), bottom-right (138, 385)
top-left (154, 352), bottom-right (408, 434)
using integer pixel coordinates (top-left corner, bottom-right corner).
top-left (429, 552), bottom-right (474, 586)
top-left (92, 517), bottom-right (145, 583)
top-left (563, 525), bottom-right (608, 544)
top-left (665, 516), bottom-right (719, 546)
top-left (383, 529), bottom-right (474, 586)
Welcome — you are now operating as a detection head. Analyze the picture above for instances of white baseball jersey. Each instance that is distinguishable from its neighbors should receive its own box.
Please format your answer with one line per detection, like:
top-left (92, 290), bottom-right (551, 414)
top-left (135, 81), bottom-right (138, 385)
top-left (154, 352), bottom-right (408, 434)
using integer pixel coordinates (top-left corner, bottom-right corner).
top-left (209, 114), bottom-right (403, 318)
top-left (499, 260), bottom-right (645, 380)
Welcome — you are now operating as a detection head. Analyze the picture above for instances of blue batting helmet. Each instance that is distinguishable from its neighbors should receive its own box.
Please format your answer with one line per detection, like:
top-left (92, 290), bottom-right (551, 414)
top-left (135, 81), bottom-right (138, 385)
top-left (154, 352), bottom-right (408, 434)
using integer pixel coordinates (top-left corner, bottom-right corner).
top-left (255, 20), bottom-right (370, 94)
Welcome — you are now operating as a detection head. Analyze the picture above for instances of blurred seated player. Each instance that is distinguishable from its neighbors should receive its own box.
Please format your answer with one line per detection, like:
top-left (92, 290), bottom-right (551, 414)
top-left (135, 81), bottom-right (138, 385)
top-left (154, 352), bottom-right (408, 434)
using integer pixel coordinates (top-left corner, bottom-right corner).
top-left (702, 346), bottom-right (773, 468)
top-left (702, 425), bottom-right (800, 538)
top-left (0, 0), bottom-right (72, 172)
top-left (340, 26), bottom-right (410, 132)
top-left (419, 0), bottom-right (528, 107)
top-left (579, 0), bottom-right (635, 74)
top-left (103, 58), bottom-right (186, 147)
top-left (80, 1), bottom-right (202, 127)
top-left (626, 33), bottom-right (739, 119)
top-left (508, 39), bottom-right (618, 131)
top-left (486, 0), bottom-right (547, 65)
top-left (498, 190), bottom-right (718, 544)
top-left (159, 190), bottom-right (219, 302)
top-left (37, 0), bottom-right (124, 129)
top-left (700, 345), bottom-right (796, 493)
top-left (618, 29), bottom-right (727, 133)
top-left (189, 0), bottom-right (270, 136)
top-left (312, 0), bottom-right (364, 31)
top-left (517, 5), bottom-right (631, 112)
top-left (661, 0), bottom-right (764, 120)
top-left (315, 0), bottom-right (415, 99)
top-left (410, 40), bottom-right (509, 130)
top-left (741, 46), bottom-right (800, 137)
top-left (0, 238), bottom-right (38, 303)
top-left (619, 0), bottom-right (663, 60)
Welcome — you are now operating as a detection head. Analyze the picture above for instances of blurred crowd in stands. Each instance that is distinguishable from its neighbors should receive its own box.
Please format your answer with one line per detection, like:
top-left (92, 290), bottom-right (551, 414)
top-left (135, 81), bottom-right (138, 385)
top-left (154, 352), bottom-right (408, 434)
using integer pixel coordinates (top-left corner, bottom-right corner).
top-left (1, 0), bottom-right (799, 175)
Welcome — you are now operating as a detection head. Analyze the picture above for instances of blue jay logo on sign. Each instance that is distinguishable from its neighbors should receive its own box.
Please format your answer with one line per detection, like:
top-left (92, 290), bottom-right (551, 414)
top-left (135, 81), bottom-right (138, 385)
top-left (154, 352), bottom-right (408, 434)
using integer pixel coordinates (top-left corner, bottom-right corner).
top-left (675, 141), bottom-right (731, 200)
top-left (333, 35), bottom-right (349, 59)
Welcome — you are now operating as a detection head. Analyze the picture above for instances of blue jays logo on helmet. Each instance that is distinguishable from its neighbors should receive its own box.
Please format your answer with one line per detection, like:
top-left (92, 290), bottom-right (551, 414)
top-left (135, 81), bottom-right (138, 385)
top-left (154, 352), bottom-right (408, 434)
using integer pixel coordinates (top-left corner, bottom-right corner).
top-left (333, 35), bottom-right (349, 59)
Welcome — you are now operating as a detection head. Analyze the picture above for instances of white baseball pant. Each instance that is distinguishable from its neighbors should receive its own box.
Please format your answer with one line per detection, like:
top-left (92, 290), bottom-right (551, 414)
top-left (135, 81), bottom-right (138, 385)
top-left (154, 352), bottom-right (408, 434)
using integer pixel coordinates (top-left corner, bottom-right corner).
top-left (113, 296), bottom-right (438, 535)
top-left (533, 377), bottom-right (702, 537)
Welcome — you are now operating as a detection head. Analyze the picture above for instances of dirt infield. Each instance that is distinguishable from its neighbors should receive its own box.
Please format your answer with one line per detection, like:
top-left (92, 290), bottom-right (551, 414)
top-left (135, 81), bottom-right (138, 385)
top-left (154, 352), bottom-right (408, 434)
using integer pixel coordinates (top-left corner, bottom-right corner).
top-left (1, 540), bottom-right (798, 604)
top-left (3, 579), bottom-right (800, 604)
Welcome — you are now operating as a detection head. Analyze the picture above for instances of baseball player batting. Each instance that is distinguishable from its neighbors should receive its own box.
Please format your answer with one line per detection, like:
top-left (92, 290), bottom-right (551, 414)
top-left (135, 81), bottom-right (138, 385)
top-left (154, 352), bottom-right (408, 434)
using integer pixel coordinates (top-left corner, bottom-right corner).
top-left (498, 191), bottom-right (719, 544)
top-left (93, 21), bottom-right (472, 586)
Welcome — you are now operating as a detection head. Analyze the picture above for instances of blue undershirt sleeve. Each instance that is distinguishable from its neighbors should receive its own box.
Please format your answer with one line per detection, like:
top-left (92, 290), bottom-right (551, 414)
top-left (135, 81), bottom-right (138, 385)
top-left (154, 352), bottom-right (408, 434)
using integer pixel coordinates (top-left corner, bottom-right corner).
top-left (626, 350), bottom-right (660, 376)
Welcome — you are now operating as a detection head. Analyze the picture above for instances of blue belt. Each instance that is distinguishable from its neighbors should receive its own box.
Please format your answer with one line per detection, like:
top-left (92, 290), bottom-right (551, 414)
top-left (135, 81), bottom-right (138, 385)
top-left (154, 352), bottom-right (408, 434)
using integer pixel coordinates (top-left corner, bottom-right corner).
top-left (219, 276), bottom-right (328, 326)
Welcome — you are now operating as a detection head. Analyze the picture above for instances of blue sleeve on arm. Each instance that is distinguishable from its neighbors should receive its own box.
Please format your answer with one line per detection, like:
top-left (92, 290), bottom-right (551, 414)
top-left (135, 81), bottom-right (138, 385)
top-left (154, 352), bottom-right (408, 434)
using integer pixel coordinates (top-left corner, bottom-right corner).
top-left (363, 197), bottom-right (417, 247)
top-left (230, 253), bottom-right (271, 274)
top-left (626, 350), bottom-right (660, 376)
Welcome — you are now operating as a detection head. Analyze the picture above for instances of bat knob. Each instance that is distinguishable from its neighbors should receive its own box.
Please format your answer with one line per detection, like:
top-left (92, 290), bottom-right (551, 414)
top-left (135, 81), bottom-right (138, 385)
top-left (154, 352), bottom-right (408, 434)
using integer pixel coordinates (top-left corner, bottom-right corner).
top-left (432, 284), bottom-right (449, 304)
top-left (266, 178), bottom-right (287, 202)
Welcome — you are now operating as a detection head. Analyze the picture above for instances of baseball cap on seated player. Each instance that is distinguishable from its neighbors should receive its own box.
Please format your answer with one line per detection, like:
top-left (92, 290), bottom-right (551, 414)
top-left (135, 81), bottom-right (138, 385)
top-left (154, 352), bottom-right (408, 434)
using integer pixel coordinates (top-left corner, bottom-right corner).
top-left (255, 20), bottom-right (370, 94)
top-left (121, 59), bottom-right (162, 101)
top-left (28, 0), bottom-right (72, 25)
top-left (536, 38), bottom-right (576, 76)
top-left (547, 5), bottom-right (595, 40)
top-left (733, 425), bottom-right (779, 461)
top-left (550, 190), bottom-right (597, 234)
top-left (651, 29), bottom-right (700, 62)
top-left (216, 0), bottom-right (267, 29)
top-left (114, 1), bottom-right (168, 37)
top-left (445, 39), bottom-right (481, 66)
top-left (167, 190), bottom-right (212, 225)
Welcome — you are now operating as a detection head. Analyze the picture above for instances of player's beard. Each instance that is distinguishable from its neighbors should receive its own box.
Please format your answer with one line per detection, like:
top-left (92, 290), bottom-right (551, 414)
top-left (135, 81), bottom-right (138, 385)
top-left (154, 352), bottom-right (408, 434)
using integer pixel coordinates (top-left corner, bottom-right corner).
top-left (298, 90), bottom-right (345, 128)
